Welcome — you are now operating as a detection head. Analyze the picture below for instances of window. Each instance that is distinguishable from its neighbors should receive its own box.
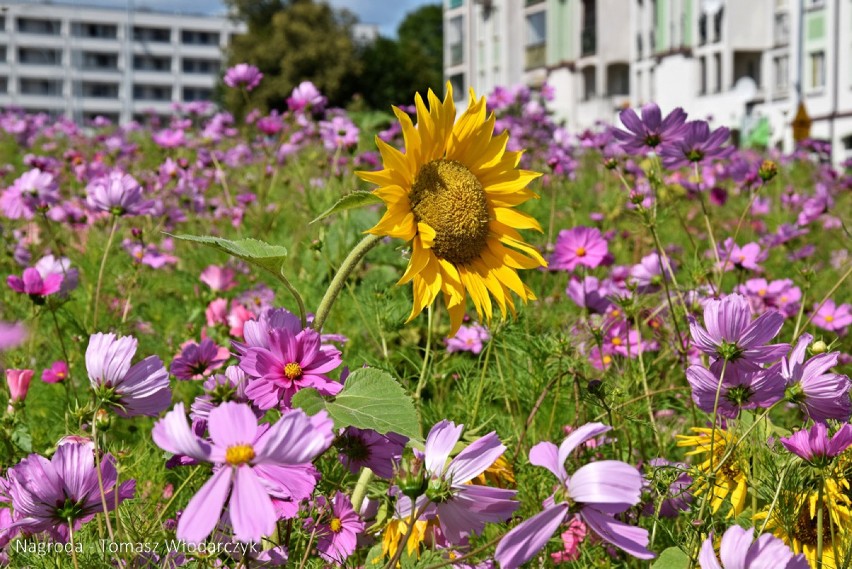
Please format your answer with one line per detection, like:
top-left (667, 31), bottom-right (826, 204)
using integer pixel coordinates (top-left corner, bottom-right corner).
top-left (582, 0), bottom-right (596, 56)
top-left (699, 14), bottom-right (707, 45)
top-left (134, 55), bottom-right (172, 72)
top-left (449, 73), bottom-right (465, 100)
top-left (134, 26), bottom-right (171, 43)
top-left (809, 50), bottom-right (825, 89)
top-left (713, 8), bottom-right (724, 42)
top-left (72, 22), bottom-right (118, 39)
top-left (182, 58), bottom-right (220, 74)
top-left (607, 64), bottom-right (630, 96)
top-left (78, 82), bottom-right (119, 98)
top-left (699, 56), bottom-right (707, 94)
top-left (582, 66), bottom-right (596, 100)
top-left (181, 30), bottom-right (220, 46)
top-left (17, 18), bottom-right (61, 35)
top-left (0, 47), bottom-right (5, 63)
top-left (636, 33), bottom-right (643, 58)
top-left (0, 77), bottom-right (7, 94)
top-left (636, 70), bottom-right (643, 100)
top-left (774, 12), bottom-right (790, 44)
top-left (650, 67), bottom-right (655, 100)
top-left (19, 78), bottom-right (63, 96)
top-left (713, 52), bottom-right (722, 92)
top-left (133, 84), bottom-right (172, 101)
top-left (806, 0), bottom-right (825, 7)
top-left (774, 55), bottom-right (789, 91)
top-left (449, 0), bottom-right (463, 8)
top-left (18, 48), bottom-right (62, 66)
top-left (182, 86), bottom-right (212, 101)
top-left (448, 16), bottom-right (464, 66)
top-left (525, 11), bottom-right (546, 69)
top-left (80, 52), bottom-right (118, 70)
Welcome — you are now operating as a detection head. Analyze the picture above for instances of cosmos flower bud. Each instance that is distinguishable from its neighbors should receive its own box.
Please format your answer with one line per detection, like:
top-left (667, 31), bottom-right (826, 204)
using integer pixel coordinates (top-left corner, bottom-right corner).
top-left (758, 159), bottom-right (778, 182)
top-left (396, 449), bottom-right (427, 500)
top-left (811, 339), bottom-right (828, 354)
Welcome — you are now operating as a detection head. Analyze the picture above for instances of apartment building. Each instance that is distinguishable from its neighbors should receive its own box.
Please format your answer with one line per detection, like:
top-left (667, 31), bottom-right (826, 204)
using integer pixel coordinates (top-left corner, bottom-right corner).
top-left (0, 1), bottom-right (243, 124)
top-left (444, 0), bottom-right (852, 161)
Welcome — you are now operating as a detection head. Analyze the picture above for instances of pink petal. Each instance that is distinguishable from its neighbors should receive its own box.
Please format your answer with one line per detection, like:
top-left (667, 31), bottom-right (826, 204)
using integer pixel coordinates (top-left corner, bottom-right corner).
top-left (581, 506), bottom-right (654, 559)
top-left (207, 402), bottom-right (259, 449)
top-left (558, 423), bottom-right (611, 465)
top-left (152, 403), bottom-right (214, 462)
top-left (177, 467), bottom-right (232, 544)
top-left (424, 420), bottom-right (464, 477)
top-left (229, 465), bottom-right (277, 542)
top-left (446, 432), bottom-right (505, 484)
top-left (494, 503), bottom-right (569, 569)
top-left (568, 461), bottom-right (642, 511)
top-left (254, 409), bottom-right (333, 464)
top-left (529, 441), bottom-right (567, 482)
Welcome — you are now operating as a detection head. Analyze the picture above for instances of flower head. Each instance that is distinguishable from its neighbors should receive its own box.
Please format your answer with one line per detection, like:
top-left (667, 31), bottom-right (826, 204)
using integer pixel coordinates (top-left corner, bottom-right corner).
top-left (170, 338), bottom-right (229, 380)
top-left (306, 493), bottom-right (365, 563)
top-left (356, 83), bottom-right (546, 335)
top-left (200, 265), bottom-right (237, 292)
top-left (0, 321), bottom-right (26, 351)
top-left (152, 402), bottom-right (334, 543)
top-left (287, 81), bottom-right (326, 113)
top-left (42, 361), bottom-right (68, 384)
top-left (445, 322), bottom-right (490, 354)
top-left (551, 226), bottom-right (609, 271)
top-left (86, 332), bottom-right (171, 417)
top-left (698, 525), bottom-right (809, 569)
top-left (5, 369), bottom-right (33, 405)
top-left (223, 64), bottom-right (263, 91)
top-left (781, 333), bottom-right (851, 422)
top-left (337, 427), bottom-right (408, 479)
top-left (676, 427), bottom-right (746, 516)
top-left (614, 104), bottom-right (688, 155)
top-left (86, 171), bottom-right (150, 216)
top-left (812, 299), bottom-right (852, 334)
top-left (659, 120), bottom-right (733, 168)
top-left (7, 267), bottom-right (63, 299)
top-left (686, 364), bottom-right (785, 417)
top-left (781, 422), bottom-right (852, 466)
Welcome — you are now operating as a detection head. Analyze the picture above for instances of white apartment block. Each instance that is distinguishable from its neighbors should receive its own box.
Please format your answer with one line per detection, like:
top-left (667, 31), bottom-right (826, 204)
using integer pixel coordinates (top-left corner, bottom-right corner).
top-left (445, 0), bottom-right (852, 162)
top-left (0, 1), bottom-right (244, 124)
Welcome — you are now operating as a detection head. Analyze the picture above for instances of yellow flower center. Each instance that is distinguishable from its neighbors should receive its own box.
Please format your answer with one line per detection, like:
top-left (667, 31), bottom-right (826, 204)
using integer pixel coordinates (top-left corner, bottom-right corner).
top-left (284, 362), bottom-right (303, 380)
top-left (330, 517), bottom-right (343, 533)
top-left (575, 247), bottom-right (586, 257)
top-left (225, 444), bottom-right (255, 466)
top-left (602, 355), bottom-right (612, 365)
top-left (410, 159), bottom-right (490, 265)
top-left (825, 315), bottom-right (835, 323)
top-left (611, 337), bottom-right (622, 346)
top-left (758, 288), bottom-right (766, 296)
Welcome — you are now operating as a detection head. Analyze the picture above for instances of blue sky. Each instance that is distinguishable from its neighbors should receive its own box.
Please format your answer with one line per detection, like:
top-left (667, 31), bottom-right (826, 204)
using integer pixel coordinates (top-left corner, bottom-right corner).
top-left (45, 0), bottom-right (436, 37)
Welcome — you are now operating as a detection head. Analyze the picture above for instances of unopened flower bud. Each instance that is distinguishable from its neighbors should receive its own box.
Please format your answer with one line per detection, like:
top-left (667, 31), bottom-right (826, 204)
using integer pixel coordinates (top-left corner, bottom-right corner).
top-left (758, 160), bottom-right (778, 182)
top-left (396, 449), bottom-right (427, 500)
top-left (811, 340), bottom-right (828, 355)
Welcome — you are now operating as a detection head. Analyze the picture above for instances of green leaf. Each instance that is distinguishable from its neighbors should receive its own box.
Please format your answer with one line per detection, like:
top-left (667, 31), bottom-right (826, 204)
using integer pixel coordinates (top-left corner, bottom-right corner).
top-left (169, 234), bottom-right (288, 275)
top-left (651, 547), bottom-right (690, 569)
top-left (311, 191), bottom-right (383, 224)
top-left (363, 544), bottom-right (385, 569)
top-left (12, 425), bottom-right (32, 453)
top-left (292, 367), bottom-right (421, 440)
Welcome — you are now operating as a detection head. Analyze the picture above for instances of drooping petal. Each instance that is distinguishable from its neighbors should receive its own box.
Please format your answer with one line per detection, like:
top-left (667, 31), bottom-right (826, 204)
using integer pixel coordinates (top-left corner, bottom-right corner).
top-left (493, 503), bottom-right (569, 569)
top-left (529, 441), bottom-right (567, 483)
top-left (152, 403), bottom-right (214, 462)
top-left (581, 506), bottom-right (654, 559)
top-left (176, 467), bottom-right (232, 544)
top-left (229, 465), bottom-right (277, 542)
top-left (254, 409), bottom-right (334, 465)
top-left (558, 422), bottom-right (612, 466)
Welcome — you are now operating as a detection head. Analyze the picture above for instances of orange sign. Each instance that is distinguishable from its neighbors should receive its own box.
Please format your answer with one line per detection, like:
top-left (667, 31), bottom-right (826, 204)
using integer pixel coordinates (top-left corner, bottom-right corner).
top-left (792, 102), bottom-right (812, 142)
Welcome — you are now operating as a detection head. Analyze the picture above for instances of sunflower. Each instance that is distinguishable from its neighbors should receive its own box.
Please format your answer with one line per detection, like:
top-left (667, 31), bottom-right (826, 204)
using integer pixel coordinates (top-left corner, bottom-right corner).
top-left (356, 83), bottom-right (546, 333)
top-left (676, 427), bottom-right (748, 517)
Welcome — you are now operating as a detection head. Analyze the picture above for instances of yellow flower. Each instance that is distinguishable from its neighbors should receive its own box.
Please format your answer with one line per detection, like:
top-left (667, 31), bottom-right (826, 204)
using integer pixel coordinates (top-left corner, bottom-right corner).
top-left (676, 427), bottom-right (747, 517)
top-left (356, 83), bottom-right (546, 334)
top-left (471, 453), bottom-right (516, 488)
top-left (754, 480), bottom-right (851, 569)
top-left (380, 518), bottom-right (429, 563)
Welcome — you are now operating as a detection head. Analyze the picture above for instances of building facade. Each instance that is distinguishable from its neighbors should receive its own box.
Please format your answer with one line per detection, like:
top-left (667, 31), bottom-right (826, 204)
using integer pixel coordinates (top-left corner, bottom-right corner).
top-left (444, 0), bottom-right (852, 162)
top-left (0, 1), bottom-right (244, 124)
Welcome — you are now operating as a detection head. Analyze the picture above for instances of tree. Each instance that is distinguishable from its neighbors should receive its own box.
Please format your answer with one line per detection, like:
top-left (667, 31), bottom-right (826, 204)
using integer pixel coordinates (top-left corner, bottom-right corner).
top-left (224, 0), bottom-right (362, 114)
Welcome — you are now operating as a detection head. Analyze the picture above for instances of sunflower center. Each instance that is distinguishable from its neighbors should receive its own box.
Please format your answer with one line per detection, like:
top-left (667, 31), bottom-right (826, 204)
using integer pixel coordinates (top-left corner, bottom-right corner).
top-left (284, 362), bottom-right (303, 380)
top-left (409, 159), bottom-right (490, 265)
top-left (225, 444), bottom-right (255, 466)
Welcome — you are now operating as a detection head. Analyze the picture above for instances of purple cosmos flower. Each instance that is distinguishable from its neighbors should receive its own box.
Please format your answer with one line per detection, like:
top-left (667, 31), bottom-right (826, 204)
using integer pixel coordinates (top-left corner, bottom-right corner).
top-left (223, 64), bottom-right (263, 91)
top-left (812, 299), bottom-right (852, 334)
top-left (170, 338), bottom-right (229, 380)
top-left (41, 360), bottom-right (68, 384)
top-left (86, 171), bottom-right (150, 216)
top-left (495, 423), bottom-right (653, 568)
top-left (718, 239), bottom-right (767, 273)
top-left (614, 104), bottom-right (688, 155)
top-left (337, 427), bottom-right (408, 479)
top-left (688, 294), bottom-right (789, 371)
top-left (287, 81), bottom-right (327, 113)
top-left (698, 525), bottom-right (808, 569)
top-left (629, 252), bottom-right (674, 293)
top-left (35, 254), bottom-right (79, 296)
top-left (659, 121), bottom-right (733, 169)
top-left (7, 441), bottom-right (135, 542)
top-left (565, 276), bottom-right (614, 313)
top-left (239, 328), bottom-right (342, 410)
top-left (319, 115), bottom-right (360, 151)
top-left (781, 333), bottom-right (851, 422)
top-left (416, 420), bottom-right (518, 544)
top-left (686, 364), bottom-right (785, 417)
top-left (306, 492), bottom-right (365, 563)
top-left (736, 278), bottom-right (801, 317)
top-left (86, 332), bottom-right (171, 417)
top-left (152, 402), bottom-right (334, 543)
top-left (780, 422), bottom-right (852, 465)
top-left (7, 267), bottom-right (63, 299)
top-left (200, 265), bottom-right (237, 292)
top-left (0, 168), bottom-right (59, 219)
top-left (551, 227), bottom-right (609, 271)
top-left (190, 366), bottom-right (253, 425)
top-left (0, 321), bottom-right (26, 351)
top-left (445, 323), bottom-right (490, 355)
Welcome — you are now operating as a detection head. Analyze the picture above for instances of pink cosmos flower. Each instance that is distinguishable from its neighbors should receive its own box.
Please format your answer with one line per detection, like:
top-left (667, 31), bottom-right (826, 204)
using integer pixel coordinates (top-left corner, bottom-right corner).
top-left (550, 517), bottom-right (587, 564)
top-left (287, 81), bottom-right (326, 113)
top-left (812, 299), bottom-right (852, 334)
top-left (0, 168), bottom-right (59, 219)
top-left (698, 525), bottom-right (808, 569)
top-left (206, 298), bottom-right (229, 327)
top-left (306, 492), bottom-right (365, 564)
top-left (780, 333), bottom-right (851, 422)
top-left (319, 116), bottom-right (359, 151)
top-left (152, 402), bottom-right (334, 543)
top-left (7, 267), bottom-right (63, 298)
top-left (613, 103), bottom-right (688, 155)
top-left (200, 265), bottom-right (237, 292)
top-left (41, 361), bottom-right (68, 384)
top-left (445, 323), bottom-right (490, 355)
top-left (686, 364), bottom-right (785, 417)
top-left (551, 227), bottom-right (609, 271)
top-left (495, 423), bottom-right (653, 568)
top-left (5, 369), bottom-right (33, 405)
top-left (170, 338), bottom-right (229, 380)
top-left (223, 64), bottom-right (263, 91)
top-left (0, 321), bottom-right (26, 351)
top-left (718, 239), bottom-right (766, 272)
top-left (227, 302), bottom-right (255, 338)
top-left (86, 171), bottom-right (150, 216)
top-left (7, 441), bottom-right (135, 543)
top-left (780, 422), bottom-right (852, 465)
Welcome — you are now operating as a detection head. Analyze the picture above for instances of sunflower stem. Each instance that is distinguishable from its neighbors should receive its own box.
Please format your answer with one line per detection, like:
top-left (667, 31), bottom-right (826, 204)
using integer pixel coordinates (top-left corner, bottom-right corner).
top-left (312, 234), bottom-right (382, 332)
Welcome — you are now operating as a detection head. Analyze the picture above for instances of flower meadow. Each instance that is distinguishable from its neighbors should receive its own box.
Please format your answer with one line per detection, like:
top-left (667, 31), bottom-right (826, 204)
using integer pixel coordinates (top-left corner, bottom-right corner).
top-left (0, 70), bottom-right (850, 569)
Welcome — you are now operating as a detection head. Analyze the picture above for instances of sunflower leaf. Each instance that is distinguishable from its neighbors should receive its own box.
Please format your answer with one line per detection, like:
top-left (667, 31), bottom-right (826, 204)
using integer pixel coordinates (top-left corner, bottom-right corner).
top-left (310, 191), bottom-right (383, 224)
top-left (168, 234), bottom-right (288, 275)
top-left (292, 367), bottom-right (421, 441)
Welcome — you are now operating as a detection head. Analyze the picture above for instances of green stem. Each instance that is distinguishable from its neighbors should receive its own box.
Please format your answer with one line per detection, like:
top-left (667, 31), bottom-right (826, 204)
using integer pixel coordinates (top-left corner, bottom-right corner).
top-left (277, 265), bottom-right (308, 329)
top-left (155, 465), bottom-right (201, 525)
top-left (91, 414), bottom-right (115, 542)
top-left (414, 305), bottom-right (434, 404)
top-left (312, 234), bottom-right (382, 332)
top-left (68, 517), bottom-right (80, 569)
top-left (350, 467), bottom-right (374, 513)
top-left (468, 336), bottom-right (494, 427)
top-left (92, 216), bottom-right (119, 330)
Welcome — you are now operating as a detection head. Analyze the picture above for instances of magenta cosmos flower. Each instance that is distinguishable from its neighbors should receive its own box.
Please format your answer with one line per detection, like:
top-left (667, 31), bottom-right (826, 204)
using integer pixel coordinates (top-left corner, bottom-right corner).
top-left (688, 293), bottom-right (789, 371)
top-left (812, 299), bottom-right (852, 334)
top-left (686, 364), bottom-right (784, 418)
top-left (550, 226), bottom-right (609, 271)
top-left (699, 525), bottom-right (808, 569)
top-left (780, 422), bottom-right (852, 465)
top-left (7, 267), bottom-right (63, 299)
top-left (152, 402), bottom-right (334, 543)
top-left (495, 423), bottom-right (653, 568)
top-left (0, 168), bottom-right (59, 219)
top-left (224, 64), bottom-right (263, 91)
top-left (445, 323), bottom-right (490, 355)
top-left (239, 327), bottom-right (342, 410)
top-left (614, 103), bottom-right (688, 155)
top-left (200, 264), bottom-right (237, 292)
top-left (86, 171), bottom-right (150, 216)
top-left (306, 492), bottom-right (365, 564)
top-left (170, 338), bottom-right (229, 380)
top-left (337, 427), bottom-right (408, 479)
top-left (86, 332), bottom-right (171, 417)
top-left (287, 81), bottom-right (326, 113)
top-left (414, 420), bottom-right (518, 544)
top-left (42, 361), bottom-right (69, 384)
top-left (7, 440), bottom-right (135, 542)
top-left (781, 333), bottom-right (851, 422)
top-left (659, 120), bottom-right (733, 169)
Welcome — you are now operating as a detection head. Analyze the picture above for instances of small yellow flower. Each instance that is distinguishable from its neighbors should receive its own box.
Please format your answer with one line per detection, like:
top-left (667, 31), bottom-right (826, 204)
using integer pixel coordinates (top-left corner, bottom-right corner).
top-left (381, 518), bottom-right (429, 563)
top-left (676, 427), bottom-right (747, 517)
top-left (471, 453), bottom-right (515, 488)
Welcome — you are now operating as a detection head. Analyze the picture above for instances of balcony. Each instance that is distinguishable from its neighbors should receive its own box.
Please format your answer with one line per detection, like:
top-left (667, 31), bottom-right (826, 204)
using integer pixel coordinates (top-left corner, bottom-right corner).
top-left (525, 44), bottom-right (546, 70)
top-left (17, 18), bottom-right (61, 36)
top-left (449, 43), bottom-right (463, 66)
top-left (581, 28), bottom-right (596, 57)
